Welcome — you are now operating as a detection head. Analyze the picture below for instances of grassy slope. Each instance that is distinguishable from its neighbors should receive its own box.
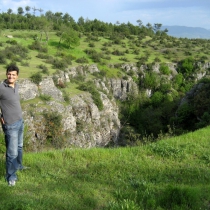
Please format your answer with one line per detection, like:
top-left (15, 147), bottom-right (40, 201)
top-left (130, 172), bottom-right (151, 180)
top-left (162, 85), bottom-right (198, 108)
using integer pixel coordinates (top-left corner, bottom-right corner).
top-left (0, 126), bottom-right (210, 209)
top-left (1, 29), bottom-right (210, 81)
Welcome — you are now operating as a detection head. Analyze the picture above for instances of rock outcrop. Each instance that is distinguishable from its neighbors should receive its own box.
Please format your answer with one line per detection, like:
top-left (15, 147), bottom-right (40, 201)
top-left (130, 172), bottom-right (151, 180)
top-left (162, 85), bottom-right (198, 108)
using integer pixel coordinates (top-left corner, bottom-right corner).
top-left (18, 76), bottom-right (121, 150)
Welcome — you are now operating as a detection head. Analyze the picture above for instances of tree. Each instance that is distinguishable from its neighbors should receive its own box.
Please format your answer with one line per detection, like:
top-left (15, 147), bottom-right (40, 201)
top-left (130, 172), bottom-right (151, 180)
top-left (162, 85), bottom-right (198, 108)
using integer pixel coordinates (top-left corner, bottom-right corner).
top-left (144, 72), bottom-right (160, 90)
top-left (7, 8), bottom-right (13, 23)
top-left (136, 19), bottom-right (143, 27)
top-left (61, 28), bottom-right (80, 48)
top-left (151, 91), bottom-right (164, 107)
top-left (178, 57), bottom-right (194, 75)
top-left (38, 8), bottom-right (43, 15)
top-left (36, 16), bottom-right (52, 42)
top-left (17, 7), bottom-right (24, 15)
top-left (153, 23), bottom-right (162, 33)
top-left (146, 23), bottom-right (152, 29)
top-left (62, 13), bottom-right (70, 23)
top-left (25, 6), bottom-right (31, 14)
top-left (77, 16), bottom-right (85, 25)
top-left (45, 10), bottom-right (54, 21)
top-left (54, 12), bottom-right (63, 24)
top-left (7, 8), bottom-right (12, 14)
top-left (32, 6), bottom-right (37, 15)
top-left (25, 6), bottom-right (31, 18)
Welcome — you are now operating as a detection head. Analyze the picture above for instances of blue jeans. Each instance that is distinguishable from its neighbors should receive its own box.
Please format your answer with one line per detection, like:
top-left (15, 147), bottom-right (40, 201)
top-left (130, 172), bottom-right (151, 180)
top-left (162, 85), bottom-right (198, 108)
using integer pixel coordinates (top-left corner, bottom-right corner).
top-left (2, 119), bottom-right (24, 182)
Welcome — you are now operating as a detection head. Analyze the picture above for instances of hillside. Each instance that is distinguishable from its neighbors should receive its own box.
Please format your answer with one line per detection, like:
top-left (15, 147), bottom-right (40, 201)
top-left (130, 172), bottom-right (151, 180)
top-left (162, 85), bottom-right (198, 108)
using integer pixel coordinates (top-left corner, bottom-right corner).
top-left (0, 26), bottom-right (210, 148)
top-left (0, 126), bottom-right (210, 209)
top-left (0, 11), bottom-right (210, 149)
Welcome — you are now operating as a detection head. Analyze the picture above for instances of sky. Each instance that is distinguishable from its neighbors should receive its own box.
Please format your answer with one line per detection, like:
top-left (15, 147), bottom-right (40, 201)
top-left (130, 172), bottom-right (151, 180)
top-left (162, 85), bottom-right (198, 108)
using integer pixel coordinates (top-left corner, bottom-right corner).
top-left (0, 0), bottom-right (210, 29)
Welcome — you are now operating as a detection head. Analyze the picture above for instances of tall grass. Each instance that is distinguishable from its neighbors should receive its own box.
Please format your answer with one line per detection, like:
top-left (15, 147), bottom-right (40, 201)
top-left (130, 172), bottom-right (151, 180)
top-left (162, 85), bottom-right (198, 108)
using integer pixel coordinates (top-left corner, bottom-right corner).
top-left (0, 126), bottom-right (210, 209)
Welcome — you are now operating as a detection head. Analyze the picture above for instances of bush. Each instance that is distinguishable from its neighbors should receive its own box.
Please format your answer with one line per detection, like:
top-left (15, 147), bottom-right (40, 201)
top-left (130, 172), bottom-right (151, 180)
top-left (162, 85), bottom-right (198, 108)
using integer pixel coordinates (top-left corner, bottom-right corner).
top-left (37, 64), bottom-right (49, 75)
top-left (0, 53), bottom-right (6, 64)
top-left (62, 90), bottom-right (70, 103)
top-left (76, 57), bottom-right (89, 64)
top-left (4, 44), bottom-right (29, 60)
top-left (151, 91), bottom-right (164, 107)
top-left (52, 58), bottom-right (68, 69)
top-left (28, 41), bottom-right (48, 53)
top-left (178, 57), bottom-right (195, 75)
top-left (39, 94), bottom-right (51, 101)
top-left (78, 81), bottom-right (103, 111)
top-left (20, 61), bottom-right (29, 66)
top-left (89, 42), bottom-right (95, 47)
top-left (159, 64), bottom-right (171, 75)
top-left (36, 53), bottom-right (50, 59)
top-left (30, 72), bottom-right (42, 85)
top-left (6, 39), bottom-right (17, 45)
top-left (42, 111), bottom-right (65, 148)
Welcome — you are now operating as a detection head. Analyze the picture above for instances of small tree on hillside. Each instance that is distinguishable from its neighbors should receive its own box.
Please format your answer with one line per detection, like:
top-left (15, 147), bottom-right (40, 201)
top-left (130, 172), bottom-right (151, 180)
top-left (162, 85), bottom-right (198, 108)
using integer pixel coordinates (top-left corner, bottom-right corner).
top-left (178, 57), bottom-right (195, 75)
top-left (61, 28), bottom-right (80, 48)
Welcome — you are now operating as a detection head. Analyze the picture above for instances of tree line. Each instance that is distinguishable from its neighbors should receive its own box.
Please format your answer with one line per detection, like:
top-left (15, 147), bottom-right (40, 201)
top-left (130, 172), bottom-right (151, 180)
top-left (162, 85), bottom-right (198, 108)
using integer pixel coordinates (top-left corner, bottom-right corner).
top-left (0, 6), bottom-right (166, 37)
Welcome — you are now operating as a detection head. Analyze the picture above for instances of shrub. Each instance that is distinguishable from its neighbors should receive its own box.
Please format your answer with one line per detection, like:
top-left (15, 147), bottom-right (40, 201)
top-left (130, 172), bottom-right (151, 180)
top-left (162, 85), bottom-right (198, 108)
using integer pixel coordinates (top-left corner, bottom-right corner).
top-left (6, 39), bottom-right (17, 45)
top-left (89, 42), bottom-right (95, 47)
top-left (0, 53), bottom-right (6, 64)
top-left (37, 64), bottom-right (49, 75)
top-left (62, 90), bottom-right (70, 103)
top-left (178, 57), bottom-right (195, 75)
top-left (30, 72), bottom-right (42, 85)
top-left (112, 49), bottom-right (125, 56)
top-left (4, 44), bottom-right (29, 60)
top-left (28, 41), bottom-right (48, 53)
top-left (76, 57), bottom-right (89, 64)
top-left (42, 111), bottom-right (65, 148)
top-left (52, 58), bottom-right (68, 69)
top-left (151, 91), bottom-right (164, 107)
top-left (36, 53), bottom-right (50, 59)
top-left (78, 81), bottom-right (103, 111)
top-left (62, 55), bottom-right (74, 65)
top-left (159, 64), bottom-right (171, 75)
top-left (39, 94), bottom-right (51, 101)
top-left (20, 61), bottom-right (29, 66)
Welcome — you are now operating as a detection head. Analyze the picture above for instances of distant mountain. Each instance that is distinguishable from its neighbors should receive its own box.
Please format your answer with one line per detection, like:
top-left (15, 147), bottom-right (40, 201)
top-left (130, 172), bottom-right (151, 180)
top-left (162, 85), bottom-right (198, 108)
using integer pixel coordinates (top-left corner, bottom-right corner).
top-left (161, 25), bottom-right (210, 39)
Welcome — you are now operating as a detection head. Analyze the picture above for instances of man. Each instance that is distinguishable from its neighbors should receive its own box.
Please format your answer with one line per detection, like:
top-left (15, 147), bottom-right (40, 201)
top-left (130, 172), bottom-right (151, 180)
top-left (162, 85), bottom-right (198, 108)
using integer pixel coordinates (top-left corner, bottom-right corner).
top-left (0, 65), bottom-right (25, 186)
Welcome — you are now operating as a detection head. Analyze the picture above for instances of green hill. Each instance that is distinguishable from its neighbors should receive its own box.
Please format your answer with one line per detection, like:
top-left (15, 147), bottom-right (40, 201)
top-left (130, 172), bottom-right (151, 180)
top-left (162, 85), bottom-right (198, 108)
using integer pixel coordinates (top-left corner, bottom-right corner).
top-left (0, 126), bottom-right (210, 209)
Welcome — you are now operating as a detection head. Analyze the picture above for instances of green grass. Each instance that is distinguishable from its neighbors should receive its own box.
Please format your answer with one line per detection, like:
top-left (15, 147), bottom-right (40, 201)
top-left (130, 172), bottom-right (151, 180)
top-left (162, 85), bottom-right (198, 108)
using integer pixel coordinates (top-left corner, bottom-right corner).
top-left (0, 29), bottom-right (209, 84)
top-left (0, 126), bottom-right (210, 209)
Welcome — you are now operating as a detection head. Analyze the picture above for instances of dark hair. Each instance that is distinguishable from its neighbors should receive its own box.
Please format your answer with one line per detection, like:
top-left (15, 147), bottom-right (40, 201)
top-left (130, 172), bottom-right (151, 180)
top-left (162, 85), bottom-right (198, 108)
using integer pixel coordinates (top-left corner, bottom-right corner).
top-left (6, 65), bottom-right (19, 75)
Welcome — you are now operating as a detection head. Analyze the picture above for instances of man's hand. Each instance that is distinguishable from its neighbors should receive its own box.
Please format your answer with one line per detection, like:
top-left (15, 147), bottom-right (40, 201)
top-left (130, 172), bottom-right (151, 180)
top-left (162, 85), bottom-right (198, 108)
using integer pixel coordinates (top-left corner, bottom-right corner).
top-left (0, 117), bottom-right (5, 124)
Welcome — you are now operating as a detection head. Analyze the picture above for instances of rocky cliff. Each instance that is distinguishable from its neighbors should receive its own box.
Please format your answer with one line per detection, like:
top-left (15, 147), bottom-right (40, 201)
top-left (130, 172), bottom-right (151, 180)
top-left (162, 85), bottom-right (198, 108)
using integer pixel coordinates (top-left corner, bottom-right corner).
top-left (18, 64), bottom-right (138, 150)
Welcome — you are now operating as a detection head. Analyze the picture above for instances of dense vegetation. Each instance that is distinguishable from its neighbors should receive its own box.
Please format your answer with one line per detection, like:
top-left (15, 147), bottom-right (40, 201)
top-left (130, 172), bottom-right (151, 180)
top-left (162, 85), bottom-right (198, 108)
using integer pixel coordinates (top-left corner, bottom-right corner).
top-left (0, 6), bottom-right (210, 143)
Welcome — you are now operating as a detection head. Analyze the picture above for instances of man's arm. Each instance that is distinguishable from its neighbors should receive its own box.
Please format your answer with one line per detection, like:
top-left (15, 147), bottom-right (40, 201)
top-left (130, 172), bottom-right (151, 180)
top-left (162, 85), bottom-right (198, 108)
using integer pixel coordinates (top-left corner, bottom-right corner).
top-left (0, 114), bottom-right (5, 124)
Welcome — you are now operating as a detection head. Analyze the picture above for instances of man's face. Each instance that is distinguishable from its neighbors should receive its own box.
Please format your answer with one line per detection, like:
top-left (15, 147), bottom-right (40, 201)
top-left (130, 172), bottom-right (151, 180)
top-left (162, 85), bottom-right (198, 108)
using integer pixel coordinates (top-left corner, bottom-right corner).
top-left (6, 71), bottom-right (18, 85)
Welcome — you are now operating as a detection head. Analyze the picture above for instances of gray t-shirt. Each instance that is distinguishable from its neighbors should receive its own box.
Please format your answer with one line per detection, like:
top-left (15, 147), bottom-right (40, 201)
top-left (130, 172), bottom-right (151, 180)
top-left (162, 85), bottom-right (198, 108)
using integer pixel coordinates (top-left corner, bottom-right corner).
top-left (0, 80), bottom-right (22, 125)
